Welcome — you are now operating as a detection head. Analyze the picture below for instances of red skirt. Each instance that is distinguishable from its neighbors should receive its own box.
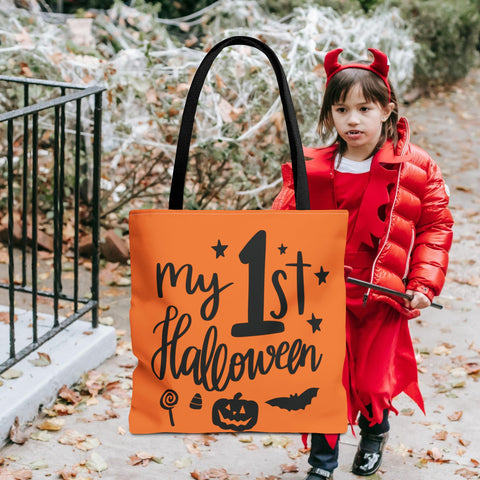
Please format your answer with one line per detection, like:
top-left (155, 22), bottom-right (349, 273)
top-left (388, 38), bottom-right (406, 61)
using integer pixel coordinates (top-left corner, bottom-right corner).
top-left (343, 250), bottom-right (424, 428)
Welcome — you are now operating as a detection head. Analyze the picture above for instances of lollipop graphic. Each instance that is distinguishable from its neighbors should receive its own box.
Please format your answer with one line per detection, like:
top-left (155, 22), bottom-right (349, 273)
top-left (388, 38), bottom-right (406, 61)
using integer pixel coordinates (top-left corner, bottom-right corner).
top-left (160, 389), bottom-right (179, 427)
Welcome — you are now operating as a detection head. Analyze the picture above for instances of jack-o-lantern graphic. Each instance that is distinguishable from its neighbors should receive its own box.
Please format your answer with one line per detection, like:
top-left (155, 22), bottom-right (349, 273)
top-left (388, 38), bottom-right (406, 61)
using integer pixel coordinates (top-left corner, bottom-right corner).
top-left (212, 393), bottom-right (259, 431)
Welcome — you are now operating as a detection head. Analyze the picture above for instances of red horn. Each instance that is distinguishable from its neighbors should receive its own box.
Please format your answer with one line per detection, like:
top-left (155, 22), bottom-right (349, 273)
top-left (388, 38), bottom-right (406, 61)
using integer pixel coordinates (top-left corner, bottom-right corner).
top-left (324, 48), bottom-right (343, 79)
top-left (368, 48), bottom-right (389, 78)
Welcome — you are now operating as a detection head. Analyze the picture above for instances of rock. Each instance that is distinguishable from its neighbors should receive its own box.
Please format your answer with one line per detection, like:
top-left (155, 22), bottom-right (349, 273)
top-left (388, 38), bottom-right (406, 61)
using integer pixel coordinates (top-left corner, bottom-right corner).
top-left (0, 223), bottom-right (54, 252)
top-left (79, 234), bottom-right (93, 257)
top-left (100, 230), bottom-right (129, 263)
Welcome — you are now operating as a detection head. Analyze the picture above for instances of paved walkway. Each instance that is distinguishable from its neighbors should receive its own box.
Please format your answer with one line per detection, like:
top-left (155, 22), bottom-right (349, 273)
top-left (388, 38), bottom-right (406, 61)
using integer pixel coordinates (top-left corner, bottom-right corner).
top-left (1, 69), bottom-right (480, 479)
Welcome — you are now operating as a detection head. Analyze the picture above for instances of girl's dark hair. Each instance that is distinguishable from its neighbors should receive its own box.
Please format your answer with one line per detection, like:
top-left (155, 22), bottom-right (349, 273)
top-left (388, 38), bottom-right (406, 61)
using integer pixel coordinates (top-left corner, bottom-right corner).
top-left (318, 64), bottom-right (398, 157)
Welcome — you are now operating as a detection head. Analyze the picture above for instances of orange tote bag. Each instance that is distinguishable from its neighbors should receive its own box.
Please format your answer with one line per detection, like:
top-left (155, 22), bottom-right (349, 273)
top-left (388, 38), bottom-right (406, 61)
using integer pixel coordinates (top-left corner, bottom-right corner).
top-left (129, 36), bottom-right (348, 434)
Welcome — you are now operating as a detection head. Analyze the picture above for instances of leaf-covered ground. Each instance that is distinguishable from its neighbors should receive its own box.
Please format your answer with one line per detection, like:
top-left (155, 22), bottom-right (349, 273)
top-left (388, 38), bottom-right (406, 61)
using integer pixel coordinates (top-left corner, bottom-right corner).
top-left (1, 0), bottom-right (480, 473)
top-left (1, 64), bottom-right (480, 479)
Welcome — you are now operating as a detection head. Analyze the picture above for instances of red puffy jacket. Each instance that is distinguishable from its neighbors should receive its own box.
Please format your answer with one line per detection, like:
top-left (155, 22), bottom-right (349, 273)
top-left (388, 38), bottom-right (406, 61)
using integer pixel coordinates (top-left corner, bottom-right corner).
top-left (272, 118), bottom-right (453, 317)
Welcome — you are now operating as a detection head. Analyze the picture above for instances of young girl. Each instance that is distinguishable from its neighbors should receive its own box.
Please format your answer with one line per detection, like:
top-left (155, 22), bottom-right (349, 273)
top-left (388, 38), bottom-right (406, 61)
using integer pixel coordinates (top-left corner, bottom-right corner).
top-left (272, 48), bottom-right (453, 479)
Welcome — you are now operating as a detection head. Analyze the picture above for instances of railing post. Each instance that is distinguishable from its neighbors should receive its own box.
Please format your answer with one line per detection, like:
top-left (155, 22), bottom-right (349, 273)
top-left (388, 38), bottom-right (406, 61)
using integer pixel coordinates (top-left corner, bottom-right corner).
top-left (91, 91), bottom-right (103, 329)
top-left (53, 105), bottom-right (60, 327)
top-left (32, 113), bottom-right (39, 344)
top-left (74, 99), bottom-right (82, 313)
top-left (21, 84), bottom-right (29, 287)
top-left (7, 119), bottom-right (16, 360)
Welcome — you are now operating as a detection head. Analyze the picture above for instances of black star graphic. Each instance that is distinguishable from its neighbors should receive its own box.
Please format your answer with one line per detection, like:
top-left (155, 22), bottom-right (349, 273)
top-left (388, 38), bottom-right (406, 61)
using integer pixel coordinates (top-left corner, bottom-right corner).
top-left (278, 243), bottom-right (287, 255)
top-left (211, 239), bottom-right (228, 258)
top-left (314, 266), bottom-right (329, 285)
top-left (307, 314), bottom-right (323, 333)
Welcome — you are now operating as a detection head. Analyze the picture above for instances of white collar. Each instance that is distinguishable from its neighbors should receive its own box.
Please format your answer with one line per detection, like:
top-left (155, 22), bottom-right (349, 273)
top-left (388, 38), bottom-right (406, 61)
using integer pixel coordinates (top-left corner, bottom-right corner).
top-left (335, 154), bottom-right (372, 173)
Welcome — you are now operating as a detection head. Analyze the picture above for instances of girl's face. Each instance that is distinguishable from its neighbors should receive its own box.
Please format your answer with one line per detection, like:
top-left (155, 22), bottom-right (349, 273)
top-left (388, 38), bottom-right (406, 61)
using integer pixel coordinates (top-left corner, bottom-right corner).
top-left (331, 83), bottom-right (394, 161)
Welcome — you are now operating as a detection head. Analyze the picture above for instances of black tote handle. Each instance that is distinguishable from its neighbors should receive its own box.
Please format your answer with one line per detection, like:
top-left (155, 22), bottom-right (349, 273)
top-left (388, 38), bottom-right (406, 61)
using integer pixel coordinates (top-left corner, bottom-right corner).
top-left (169, 35), bottom-right (310, 210)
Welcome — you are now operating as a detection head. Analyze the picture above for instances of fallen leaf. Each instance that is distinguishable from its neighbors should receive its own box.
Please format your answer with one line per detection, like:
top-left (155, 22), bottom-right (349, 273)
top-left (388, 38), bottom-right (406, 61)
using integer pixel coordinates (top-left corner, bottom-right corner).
top-left (93, 410), bottom-right (119, 422)
top-left (0, 312), bottom-right (17, 324)
top-left (129, 452), bottom-right (162, 466)
top-left (415, 458), bottom-right (429, 469)
top-left (200, 434), bottom-right (217, 446)
top-left (281, 463), bottom-right (299, 473)
top-left (116, 340), bottom-right (132, 355)
top-left (0, 467), bottom-right (33, 479)
top-left (28, 461), bottom-right (48, 470)
top-left (190, 468), bottom-right (229, 479)
top-left (427, 447), bottom-right (444, 461)
top-left (433, 345), bottom-right (452, 356)
top-left (464, 362), bottom-right (480, 375)
top-left (56, 468), bottom-right (77, 480)
top-left (1, 369), bottom-right (23, 380)
top-left (128, 453), bottom-right (151, 467)
top-left (288, 450), bottom-right (302, 460)
top-left (455, 468), bottom-right (478, 478)
top-left (175, 456), bottom-right (191, 469)
top-left (9, 417), bottom-right (28, 445)
top-left (262, 435), bottom-right (292, 448)
top-left (51, 404), bottom-right (76, 416)
top-left (58, 430), bottom-right (85, 445)
top-left (448, 411), bottom-right (463, 422)
top-left (102, 380), bottom-right (130, 401)
top-left (38, 418), bottom-right (65, 431)
top-left (433, 430), bottom-right (448, 441)
top-left (86, 452), bottom-right (108, 472)
top-left (30, 431), bottom-right (52, 442)
top-left (400, 408), bottom-right (415, 416)
top-left (450, 367), bottom-right (467, 377)
top-left (99, 316), bottom-right (114, 326)
top-left (58, 385), bottom-right (82, 404)
top-left (82, 370), bottom-right (108, 396)
top-left (28, 352), bottom-right (51, 367)
top-left (455, 186), bottom-right (473, 193)
top-left (76, 436), bottom-right (100, 451)
top-left (184, 442), bottom-right (202, 458)
top-left (471, 458), bottom-right (480, 467)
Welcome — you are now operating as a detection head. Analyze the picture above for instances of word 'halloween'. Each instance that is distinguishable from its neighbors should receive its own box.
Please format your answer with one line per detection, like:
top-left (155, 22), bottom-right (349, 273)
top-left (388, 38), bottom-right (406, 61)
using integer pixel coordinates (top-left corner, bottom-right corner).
top-left (151, 305), bottom-right (323, 392)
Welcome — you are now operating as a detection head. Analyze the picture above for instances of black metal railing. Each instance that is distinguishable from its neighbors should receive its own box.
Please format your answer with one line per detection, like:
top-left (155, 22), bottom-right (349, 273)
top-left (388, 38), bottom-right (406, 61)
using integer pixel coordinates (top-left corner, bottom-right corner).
top-left (0, 76), bottom-right (105, 374)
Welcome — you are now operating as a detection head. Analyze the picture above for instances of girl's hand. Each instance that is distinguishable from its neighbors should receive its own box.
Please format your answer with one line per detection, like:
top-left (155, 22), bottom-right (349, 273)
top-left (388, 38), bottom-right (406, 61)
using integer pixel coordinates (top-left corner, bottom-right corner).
top-left (404, 289), bottom-right (431, 309)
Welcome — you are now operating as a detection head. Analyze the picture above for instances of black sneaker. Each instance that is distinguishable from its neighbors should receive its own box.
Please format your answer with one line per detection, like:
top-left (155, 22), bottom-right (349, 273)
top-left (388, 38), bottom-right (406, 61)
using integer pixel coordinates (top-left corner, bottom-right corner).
top-left (351, 431), bottom-right (389, 476)
top-left (304, 466), bottom-right (334, 479)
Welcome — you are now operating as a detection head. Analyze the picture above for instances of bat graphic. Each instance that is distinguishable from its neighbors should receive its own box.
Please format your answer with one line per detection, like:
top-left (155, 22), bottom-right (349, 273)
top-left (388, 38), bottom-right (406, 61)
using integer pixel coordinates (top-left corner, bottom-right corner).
top-left (266, 387), bottom-right (319, 411)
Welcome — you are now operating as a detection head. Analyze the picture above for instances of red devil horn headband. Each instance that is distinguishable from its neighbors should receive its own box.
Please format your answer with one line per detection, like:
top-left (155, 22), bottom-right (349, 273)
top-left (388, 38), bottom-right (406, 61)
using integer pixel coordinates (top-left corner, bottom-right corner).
top-left (324, 48), bottom-right (391, 100)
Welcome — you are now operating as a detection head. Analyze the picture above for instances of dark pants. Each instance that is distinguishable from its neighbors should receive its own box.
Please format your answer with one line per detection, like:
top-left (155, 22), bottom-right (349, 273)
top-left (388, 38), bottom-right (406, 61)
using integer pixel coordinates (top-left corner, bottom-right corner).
top-left (308, 408), bottom-right (390, 473)
top-left (308, 433), bottom-right (340, 473)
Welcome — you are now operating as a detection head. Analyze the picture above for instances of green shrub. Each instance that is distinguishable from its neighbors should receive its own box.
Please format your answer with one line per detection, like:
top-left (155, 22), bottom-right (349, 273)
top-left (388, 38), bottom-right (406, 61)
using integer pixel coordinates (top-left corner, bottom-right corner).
top-left (264, 0), bottom-right (479, 89)
top-left (385, 0), bottom-right (480, 88)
